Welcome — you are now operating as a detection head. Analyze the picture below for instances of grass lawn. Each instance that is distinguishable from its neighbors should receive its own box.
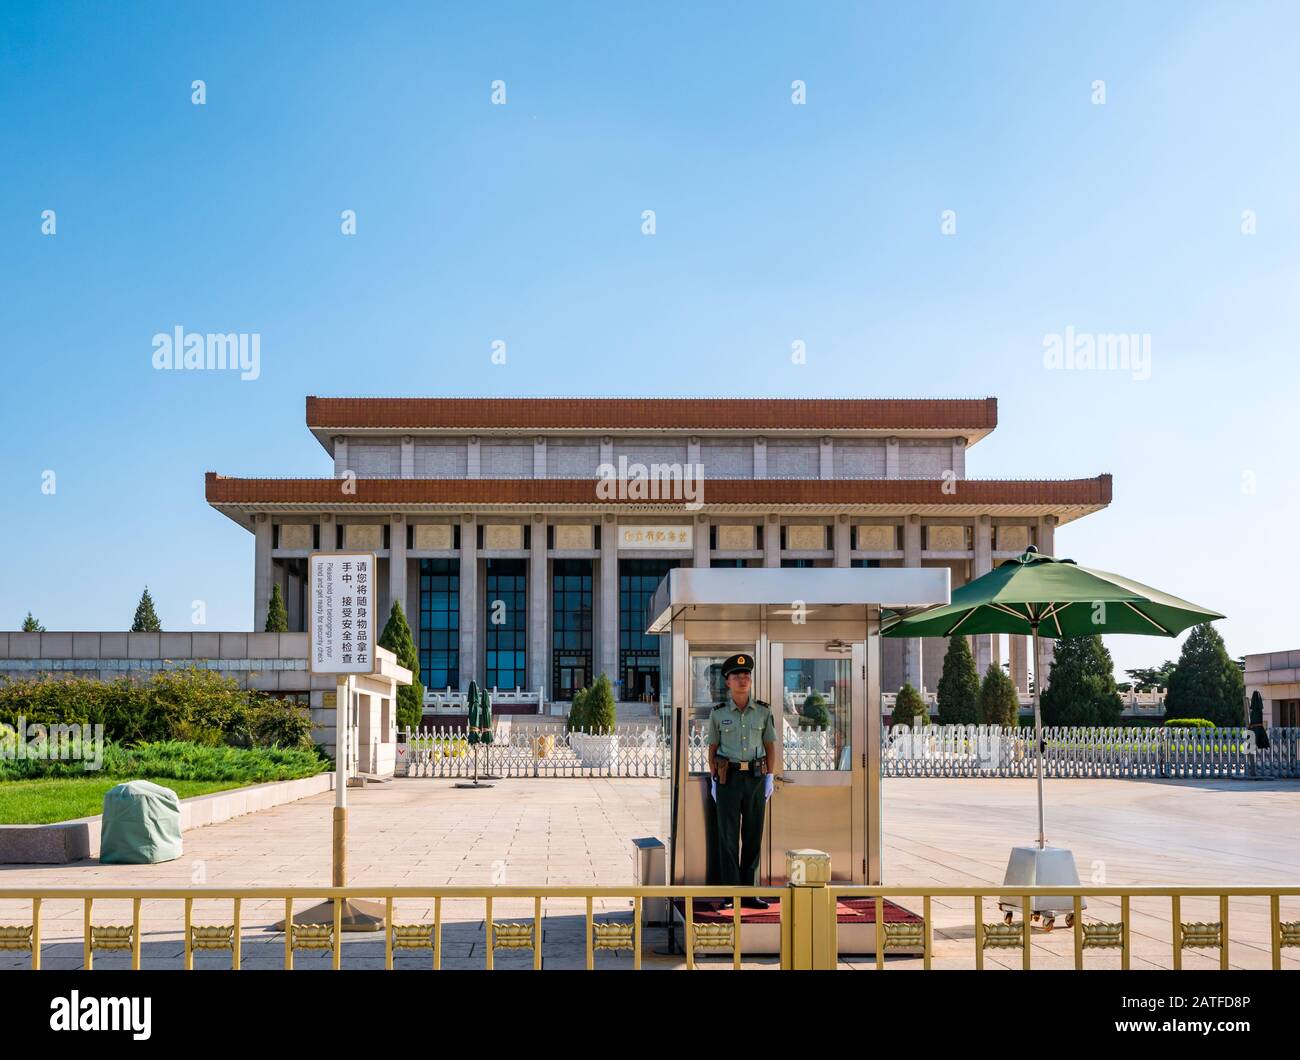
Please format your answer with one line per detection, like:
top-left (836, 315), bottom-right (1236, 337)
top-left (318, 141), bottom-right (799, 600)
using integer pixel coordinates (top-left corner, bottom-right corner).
top-left (0, 777), bottom-right (253, 825)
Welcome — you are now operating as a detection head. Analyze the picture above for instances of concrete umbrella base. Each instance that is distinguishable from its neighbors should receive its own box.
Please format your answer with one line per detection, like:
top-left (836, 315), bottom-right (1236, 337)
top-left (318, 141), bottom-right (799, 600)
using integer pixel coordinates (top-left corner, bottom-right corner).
top-left (997, 845), bottom-right (1088, 925)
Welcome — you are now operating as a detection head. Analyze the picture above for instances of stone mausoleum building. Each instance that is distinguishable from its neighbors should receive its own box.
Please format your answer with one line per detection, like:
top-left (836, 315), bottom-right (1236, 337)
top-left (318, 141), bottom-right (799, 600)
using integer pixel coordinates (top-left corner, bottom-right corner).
top-left (204, 397), bottom-right (1111, 716)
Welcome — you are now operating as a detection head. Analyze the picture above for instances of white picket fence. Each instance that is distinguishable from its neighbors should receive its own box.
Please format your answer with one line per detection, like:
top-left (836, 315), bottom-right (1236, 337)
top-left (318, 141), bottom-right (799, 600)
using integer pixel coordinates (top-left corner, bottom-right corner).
top-left (399, 723), bottom-right (668, 778)
top-left (881, 725), bottom-right (1300, 779)
top-left (398, 723), bottom-right (1300, 780)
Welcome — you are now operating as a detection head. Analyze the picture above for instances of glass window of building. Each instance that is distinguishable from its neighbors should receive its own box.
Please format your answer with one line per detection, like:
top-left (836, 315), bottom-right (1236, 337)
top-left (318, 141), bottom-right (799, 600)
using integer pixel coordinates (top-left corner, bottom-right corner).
top-left (619, 558), bottom-right (677, 701)
top-left (418, 559), bottom-right (459, 691)
top-left (551, 558), bottom-right (592, 700)
top-left (485, 558), bottom-right (527, 690)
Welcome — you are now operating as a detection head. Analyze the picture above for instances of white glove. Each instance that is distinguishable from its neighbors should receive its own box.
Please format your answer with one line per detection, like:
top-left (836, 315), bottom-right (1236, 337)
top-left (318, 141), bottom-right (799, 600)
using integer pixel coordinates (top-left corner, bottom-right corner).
top-left (711, 778), bottom-right (717, 801)
top-left (764, 774), bottom-right (774, 800)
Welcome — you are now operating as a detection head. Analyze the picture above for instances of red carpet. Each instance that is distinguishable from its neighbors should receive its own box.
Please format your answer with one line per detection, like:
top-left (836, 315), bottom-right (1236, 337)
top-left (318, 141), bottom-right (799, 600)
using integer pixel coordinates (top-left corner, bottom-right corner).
top-left (677, 896), bottom-right (923, 926)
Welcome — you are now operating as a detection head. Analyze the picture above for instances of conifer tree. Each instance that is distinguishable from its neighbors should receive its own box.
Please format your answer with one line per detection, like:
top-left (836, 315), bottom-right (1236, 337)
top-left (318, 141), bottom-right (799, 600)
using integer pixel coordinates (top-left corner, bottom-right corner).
top-left (131, 587), bottom-right (162, 632)
top-left (936, 635), bottom-right (980, 724)
top-left (979, 665), bottom-right (1021, 727)
top-left (379, 600), bottom-right (424, 731)
top-left (265, 584), bottom-right (289, 632)
top-left (1039, 635), bottom-right (1123, 726)
top-left (1164, 624), bottom-right (1245, 727)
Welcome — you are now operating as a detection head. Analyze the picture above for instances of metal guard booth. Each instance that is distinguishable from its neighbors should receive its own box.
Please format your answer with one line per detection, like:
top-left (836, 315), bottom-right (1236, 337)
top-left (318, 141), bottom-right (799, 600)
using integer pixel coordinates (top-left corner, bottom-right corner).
top-left (645, 567), bottom-right (949, 952)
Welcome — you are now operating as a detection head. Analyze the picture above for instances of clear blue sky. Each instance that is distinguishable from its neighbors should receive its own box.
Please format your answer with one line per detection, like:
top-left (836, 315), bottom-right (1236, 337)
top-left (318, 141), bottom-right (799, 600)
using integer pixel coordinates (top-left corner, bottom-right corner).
top-left (2, 1), bottom-right (1297, 678)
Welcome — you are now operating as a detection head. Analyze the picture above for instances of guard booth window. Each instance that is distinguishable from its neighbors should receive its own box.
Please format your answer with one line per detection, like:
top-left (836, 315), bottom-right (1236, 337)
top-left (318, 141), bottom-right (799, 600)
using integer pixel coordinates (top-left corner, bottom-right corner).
top-left (782, 657), bottom-right (853, 770)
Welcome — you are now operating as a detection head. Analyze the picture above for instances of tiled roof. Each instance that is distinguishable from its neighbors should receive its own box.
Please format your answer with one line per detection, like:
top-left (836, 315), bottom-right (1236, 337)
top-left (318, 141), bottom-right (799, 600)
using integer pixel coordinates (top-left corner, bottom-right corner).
top-left (305, 396), bottom-right (998, 431)
top-left (206, 472), bottom-right (1110, 508)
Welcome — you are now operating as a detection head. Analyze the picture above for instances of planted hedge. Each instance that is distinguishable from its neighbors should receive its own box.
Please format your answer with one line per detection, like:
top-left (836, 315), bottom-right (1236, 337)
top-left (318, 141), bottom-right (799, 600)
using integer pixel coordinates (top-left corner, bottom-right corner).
top-left (0, 740), bottom-right (327, 783)
top-left (0, 667), bottom-right (313, 749)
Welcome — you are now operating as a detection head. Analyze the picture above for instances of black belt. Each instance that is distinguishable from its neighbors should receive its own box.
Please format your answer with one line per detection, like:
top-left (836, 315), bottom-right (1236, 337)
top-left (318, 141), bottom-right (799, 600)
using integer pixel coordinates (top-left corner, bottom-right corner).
top-left (726, 759), bottom-right (760, 771)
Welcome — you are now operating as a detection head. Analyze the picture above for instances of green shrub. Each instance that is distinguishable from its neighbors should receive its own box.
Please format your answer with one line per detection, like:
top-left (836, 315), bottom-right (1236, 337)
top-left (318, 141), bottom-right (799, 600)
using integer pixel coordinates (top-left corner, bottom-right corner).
top-left (798, 691), bottom-right (831, 729)
top-left (583, 674), bottom-right (617, 734)
top-left (0, 740), bottom-right (326, 783)
top-left (1164, 624), bottom-right (1245, 727)
top-left (379, 600), bottom-right (424, 731)
top-left (1040, 636), bottom-right (1123, 726)
top-left (1162, 717), bottom-right (1215, 728)
top-left (0, 668), bottom-right (311, 750)
top-left (891, 683), bottom-right (928, 727)
top-left (566, 686), bottom-right (589, 734)
top-left (937, 636), bottom-right (980, 724)
top-left (265, 584), bottom-right (289, 632)
top-left (978, 666), bottom-right (1020, 727)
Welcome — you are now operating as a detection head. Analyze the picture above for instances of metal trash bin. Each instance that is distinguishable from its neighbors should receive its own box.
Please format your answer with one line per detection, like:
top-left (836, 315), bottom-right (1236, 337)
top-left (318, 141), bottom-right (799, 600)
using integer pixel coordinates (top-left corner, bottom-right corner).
top-left (631, 837), bottom-right (666, 925)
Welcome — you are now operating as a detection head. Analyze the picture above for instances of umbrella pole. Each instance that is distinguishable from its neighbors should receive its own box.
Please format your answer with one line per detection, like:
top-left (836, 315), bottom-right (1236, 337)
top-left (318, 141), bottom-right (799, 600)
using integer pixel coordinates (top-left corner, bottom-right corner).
top-left (1033, 623), bottom-right (1045, 849)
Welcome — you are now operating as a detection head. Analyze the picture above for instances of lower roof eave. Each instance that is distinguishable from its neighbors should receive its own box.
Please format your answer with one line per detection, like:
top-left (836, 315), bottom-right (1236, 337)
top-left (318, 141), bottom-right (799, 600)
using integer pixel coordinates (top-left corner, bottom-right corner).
top-left (210, 500), bottom-right (1107, 532)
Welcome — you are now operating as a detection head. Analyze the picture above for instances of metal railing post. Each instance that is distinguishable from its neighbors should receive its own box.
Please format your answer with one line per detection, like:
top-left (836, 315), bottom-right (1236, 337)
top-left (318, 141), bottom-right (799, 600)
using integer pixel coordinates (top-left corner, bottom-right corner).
top-left (783, 849), bottom-right (833, 970)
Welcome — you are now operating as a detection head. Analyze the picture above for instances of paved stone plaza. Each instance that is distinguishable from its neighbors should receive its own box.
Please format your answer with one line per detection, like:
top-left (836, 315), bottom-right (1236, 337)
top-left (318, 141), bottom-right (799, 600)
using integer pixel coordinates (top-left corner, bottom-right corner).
top-left (2, 777), bottom-right (1297, 970)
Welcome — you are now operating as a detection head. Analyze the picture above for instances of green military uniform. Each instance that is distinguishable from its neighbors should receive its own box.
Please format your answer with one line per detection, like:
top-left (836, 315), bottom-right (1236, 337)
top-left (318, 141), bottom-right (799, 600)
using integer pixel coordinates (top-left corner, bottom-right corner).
top-left (708, 654), bottom-right (776, 890)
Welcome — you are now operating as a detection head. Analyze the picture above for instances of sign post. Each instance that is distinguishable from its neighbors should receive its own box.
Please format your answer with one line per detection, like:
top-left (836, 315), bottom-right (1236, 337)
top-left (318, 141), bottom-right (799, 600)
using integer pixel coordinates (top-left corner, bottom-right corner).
top-left (278, 552), bottom-right (384, 933)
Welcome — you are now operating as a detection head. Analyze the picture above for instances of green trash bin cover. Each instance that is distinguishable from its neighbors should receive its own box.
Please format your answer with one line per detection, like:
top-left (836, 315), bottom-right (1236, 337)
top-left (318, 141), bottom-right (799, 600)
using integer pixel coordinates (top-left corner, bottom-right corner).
top-left (99, 780), bottom-right (183, 864)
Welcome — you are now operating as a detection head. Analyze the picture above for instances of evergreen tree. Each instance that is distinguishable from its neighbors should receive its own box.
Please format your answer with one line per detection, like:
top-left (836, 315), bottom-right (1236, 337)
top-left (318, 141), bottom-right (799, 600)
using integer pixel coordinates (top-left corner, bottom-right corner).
top-left (936, 635), bottom-right (980, 724)
top-left (979, 665), bottom-right (1020, 727)
top-left (891, 683), bottom-right (929, 727)
top-left (264, 584), bottom-right (289, 632)
top-left (131, 587), bottom-right (162, 632)
top-left (566, 686), bottom-right (590, 734)
top-left (378, 600), bottom-right (424, 731)
top-left (1039, 635), bottom-right (1123, 726)
top-left (1164, 624), bottom-right (1245, 727)
top-left (584, 673), bottom-right (617, 734)
top-left (798, 690), bottom-right (832, 728)
top-left (21, 612), bottom-right (45, 632)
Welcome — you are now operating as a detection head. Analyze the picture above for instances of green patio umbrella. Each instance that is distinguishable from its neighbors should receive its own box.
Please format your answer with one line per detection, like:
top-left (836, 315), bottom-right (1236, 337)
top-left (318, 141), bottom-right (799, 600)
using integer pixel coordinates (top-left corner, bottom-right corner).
top-left (883, 547), bottom-right (1224, 851)
top-left (465, 680), bottom-right (481, 746)
top-left (480, 691), bottom-right (494, 745)
top-left (455, 680), bottom-right (494, 789)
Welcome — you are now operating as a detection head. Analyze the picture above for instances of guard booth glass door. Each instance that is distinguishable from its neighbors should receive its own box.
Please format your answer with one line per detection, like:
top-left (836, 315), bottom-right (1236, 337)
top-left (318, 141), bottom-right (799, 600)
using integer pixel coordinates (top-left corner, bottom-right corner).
top-left (767, 643), bottom-right (865, 883)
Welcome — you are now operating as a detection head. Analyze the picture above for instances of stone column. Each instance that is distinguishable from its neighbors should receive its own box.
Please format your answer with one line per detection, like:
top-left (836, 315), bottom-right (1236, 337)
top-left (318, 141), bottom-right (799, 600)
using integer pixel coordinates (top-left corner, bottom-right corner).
top-left (833, 514), bottom-right (850, 567)
top-left (763, 514), bottom-right (780, 567)
top-left (819, 437), bottom-right (834, 478)
top-left (467, 436), bottom-right (480, 478)
top-left (254, 514), bottom-right (273, 632)
top-left (388, 514), bottom-right (408, 618)
top-left (902, 515), bottom-right (923, 690)
top-left (319, 513), bottom-right (336, 553)
top-left (599, 515), bottom-right (619, 688)
top-left (400, 436), bottom-right (414, 478)
top-left (533, 436), bottom-right (547, 478)
top-left (972, 515), bottom-right (993, 677)
top-left (459, 515), bottom-right (478, 691)
top-left (693, 515), bottom-right (710, 568)
top-left (951, 437), bottom-right (966, 479)
top-left (333, 436), bottom-right (348, 477)
top-left (753, 436), bottom-right (767, 479)
top-left (1010, 635), bottom-right (1029, 696)
top-left (529, 515), bottom-right (548, 694)
top-left (1035, 515), bottom-right (1057, 689)
top-left (885, 437), bottom-right (899, 478)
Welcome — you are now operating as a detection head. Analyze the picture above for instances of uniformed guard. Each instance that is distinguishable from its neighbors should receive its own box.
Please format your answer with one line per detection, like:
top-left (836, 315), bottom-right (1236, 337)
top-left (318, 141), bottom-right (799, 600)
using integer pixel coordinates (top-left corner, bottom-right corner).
top-left (707, 652), bottom-right (776, 908)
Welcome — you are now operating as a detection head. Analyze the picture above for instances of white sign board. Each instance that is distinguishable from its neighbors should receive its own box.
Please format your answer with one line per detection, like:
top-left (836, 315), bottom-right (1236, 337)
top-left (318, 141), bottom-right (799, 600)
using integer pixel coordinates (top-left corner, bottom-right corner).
top-left (308, 552), bottom-right (377, 675)
top-left (617, 525), bottom-right (693, 550)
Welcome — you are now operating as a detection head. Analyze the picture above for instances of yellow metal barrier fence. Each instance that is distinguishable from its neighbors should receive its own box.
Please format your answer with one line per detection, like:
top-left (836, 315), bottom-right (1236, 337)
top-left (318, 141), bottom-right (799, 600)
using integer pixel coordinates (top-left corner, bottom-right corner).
top-left (1, 883), bottom-right (1297, 970)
